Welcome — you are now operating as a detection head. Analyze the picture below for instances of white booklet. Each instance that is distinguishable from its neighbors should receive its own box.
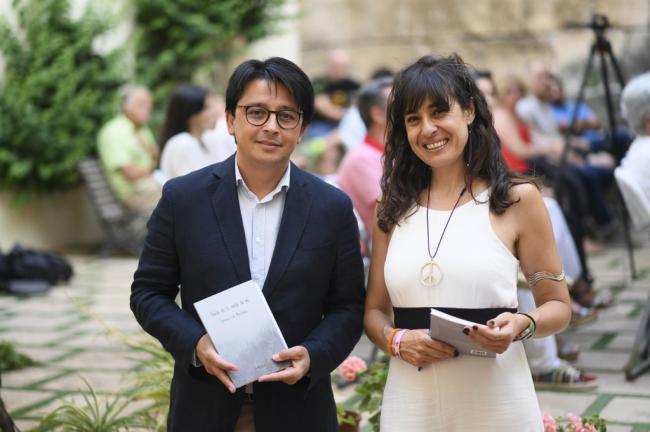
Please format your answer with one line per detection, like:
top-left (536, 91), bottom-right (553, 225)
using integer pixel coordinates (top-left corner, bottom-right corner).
top-left (194, 280), bottom-right (290, 388)
top-left (429, 308), bottom-right (496, 358)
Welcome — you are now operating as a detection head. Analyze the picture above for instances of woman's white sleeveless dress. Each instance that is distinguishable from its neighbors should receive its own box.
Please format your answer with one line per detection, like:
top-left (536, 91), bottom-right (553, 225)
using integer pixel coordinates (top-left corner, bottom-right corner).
top-left (381, 189), bottom-right (543, 431)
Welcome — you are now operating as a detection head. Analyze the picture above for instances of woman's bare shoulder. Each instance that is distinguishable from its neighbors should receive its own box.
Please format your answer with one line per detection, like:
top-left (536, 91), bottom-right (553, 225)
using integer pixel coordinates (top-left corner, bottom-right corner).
top-left (506, 182), bottom-right (546, 218)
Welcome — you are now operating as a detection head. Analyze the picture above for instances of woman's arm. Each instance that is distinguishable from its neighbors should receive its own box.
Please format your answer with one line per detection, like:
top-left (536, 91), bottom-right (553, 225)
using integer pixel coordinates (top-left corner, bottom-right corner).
top-left (514, 183), bottom-right (572, 337)
top-left (363, 218), bottom-right (396, 352)
top-left (468, 183), bottom-right (571, 352)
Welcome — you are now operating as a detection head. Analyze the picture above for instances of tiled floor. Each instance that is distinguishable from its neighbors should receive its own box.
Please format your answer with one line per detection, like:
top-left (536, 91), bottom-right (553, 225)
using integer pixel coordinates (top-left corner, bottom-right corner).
top-left (1, 243), bottom-right (649, 431)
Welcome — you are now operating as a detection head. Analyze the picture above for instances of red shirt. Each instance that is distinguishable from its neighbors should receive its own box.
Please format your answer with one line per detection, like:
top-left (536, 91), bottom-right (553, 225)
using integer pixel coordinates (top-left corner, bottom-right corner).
top-left (501, 120), bottom-right (530, 173)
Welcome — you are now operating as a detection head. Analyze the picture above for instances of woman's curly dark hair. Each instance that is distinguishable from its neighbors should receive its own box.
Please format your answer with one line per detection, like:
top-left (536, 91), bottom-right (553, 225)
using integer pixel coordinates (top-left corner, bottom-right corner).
top-left (377, 53), bottom-right (531, 233)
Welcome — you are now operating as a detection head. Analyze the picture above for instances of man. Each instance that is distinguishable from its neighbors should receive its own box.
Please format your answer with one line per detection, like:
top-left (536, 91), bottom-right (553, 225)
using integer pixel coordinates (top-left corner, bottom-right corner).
top-left (130, 57), bottom-right (365, 432)
top-left (336, 78), bottom-right (392, 237)
top-left (98, 86), bottom-right (161, 214)
top-left (516, 61), bottom-right (558, 135)
top-left (307, 49), bottom-right (360, 139)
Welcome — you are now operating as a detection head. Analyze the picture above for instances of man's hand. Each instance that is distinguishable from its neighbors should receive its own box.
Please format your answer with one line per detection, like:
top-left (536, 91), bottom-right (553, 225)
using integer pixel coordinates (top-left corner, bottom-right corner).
top-left (257, 345), bottom-right (310, 385)
top-left (195, 334), bottom-right (238, 393)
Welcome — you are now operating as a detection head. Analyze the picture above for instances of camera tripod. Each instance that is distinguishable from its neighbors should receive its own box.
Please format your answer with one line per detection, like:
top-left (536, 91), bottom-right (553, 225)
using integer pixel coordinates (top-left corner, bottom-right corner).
top-left (556, 14), bottom-right (635, 278)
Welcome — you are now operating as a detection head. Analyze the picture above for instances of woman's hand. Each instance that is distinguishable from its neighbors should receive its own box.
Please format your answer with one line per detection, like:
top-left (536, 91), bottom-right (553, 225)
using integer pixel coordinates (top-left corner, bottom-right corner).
top-left (464, 312), bottom-right (530, 354)
top-left (398, 329), bottom-right (458, 368)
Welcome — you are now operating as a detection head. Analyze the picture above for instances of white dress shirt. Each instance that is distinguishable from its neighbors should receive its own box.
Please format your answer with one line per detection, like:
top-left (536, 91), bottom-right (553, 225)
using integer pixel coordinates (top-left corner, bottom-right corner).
top-left (235, 161), bottom-right (291, 289)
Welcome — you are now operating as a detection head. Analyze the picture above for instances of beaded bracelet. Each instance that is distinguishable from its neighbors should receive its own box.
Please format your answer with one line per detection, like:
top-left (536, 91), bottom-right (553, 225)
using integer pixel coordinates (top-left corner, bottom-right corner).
top-left (513, 312), bottom-right (537, 341)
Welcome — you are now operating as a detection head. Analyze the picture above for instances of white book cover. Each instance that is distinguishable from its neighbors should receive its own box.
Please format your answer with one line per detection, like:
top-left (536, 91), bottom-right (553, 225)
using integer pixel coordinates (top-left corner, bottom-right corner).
top-left (194, 280), bottom-right (290, 388)
top-left (429, 308), bottom-right (496, 358)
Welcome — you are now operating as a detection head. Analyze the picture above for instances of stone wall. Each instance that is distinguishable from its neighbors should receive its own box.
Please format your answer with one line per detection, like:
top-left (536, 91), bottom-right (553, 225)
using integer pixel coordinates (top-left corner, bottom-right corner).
top-left (299, 0), bottom-right (650, 89)
top-left (0, 188), bottom-right (103, 252)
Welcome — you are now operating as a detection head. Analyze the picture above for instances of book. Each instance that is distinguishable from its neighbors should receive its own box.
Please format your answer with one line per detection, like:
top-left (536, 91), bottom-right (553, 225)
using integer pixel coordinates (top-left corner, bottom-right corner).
top-left (429, 308), bottom-right (496, 358)
top-left (194, 280), bottom-right (291, 388)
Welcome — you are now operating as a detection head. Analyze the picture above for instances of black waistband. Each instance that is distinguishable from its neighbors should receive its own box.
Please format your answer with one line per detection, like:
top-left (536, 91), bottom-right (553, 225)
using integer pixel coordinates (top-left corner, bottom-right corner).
top-left (393, 307), bottom-right (517, 329)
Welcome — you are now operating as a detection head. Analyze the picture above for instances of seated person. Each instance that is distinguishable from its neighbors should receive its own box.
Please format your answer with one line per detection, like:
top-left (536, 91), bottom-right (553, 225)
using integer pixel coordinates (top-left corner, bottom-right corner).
top-left (620, 71), bottom-right (650, 202)
top-left (97, 86), bottom-right (161, 215)
top-left (159, 85), bottom-right (223, 179)
top-left (548, 74), bottom-right (632, 162)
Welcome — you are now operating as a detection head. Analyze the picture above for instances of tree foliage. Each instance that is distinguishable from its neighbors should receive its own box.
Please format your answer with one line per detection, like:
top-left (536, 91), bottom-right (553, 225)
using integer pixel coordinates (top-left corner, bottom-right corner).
top-left (0, 0), bottom-right (125, 193)
top-left (133, 0), bottom-right (286, 101)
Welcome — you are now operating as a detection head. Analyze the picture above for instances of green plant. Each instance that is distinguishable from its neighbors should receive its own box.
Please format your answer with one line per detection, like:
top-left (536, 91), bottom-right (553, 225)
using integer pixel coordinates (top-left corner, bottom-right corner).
top-left (336, 403), bottom-right (360, 430)
top-left (345, 357), bottom-right (388, 432)
top-left (0, 341), bottom-right (36, 372)
top-left (0, 0), bottom-right (125, 195)
top-left (132, 0), bottom-right (287, 104)
top-left (34, 378), bottom-right (148, 432)
top-left (67, 295), bottom-right (172, 431)
top-left (124, 336), bottom-right (173, 431)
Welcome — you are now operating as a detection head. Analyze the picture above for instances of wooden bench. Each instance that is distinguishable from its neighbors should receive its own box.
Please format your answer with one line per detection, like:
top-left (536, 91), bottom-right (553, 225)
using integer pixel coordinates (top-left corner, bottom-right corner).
top-left (78, 158), bottom-right (145, 257)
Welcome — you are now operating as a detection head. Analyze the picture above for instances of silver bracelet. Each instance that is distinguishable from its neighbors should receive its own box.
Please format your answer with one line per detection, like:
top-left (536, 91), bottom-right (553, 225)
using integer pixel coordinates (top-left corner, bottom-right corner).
top-left (527, 270), bottom-right (565, 288)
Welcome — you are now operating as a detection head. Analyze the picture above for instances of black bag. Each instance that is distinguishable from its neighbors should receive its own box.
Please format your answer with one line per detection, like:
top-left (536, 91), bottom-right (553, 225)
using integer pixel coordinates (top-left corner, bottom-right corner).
top-left (4, 245), bottom-right (73, 285)
top-left (0, 245), bottom-right (73, 294)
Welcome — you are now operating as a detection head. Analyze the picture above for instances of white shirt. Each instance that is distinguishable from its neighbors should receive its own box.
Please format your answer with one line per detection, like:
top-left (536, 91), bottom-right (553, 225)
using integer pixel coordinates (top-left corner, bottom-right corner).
top-left (620, 135), bottom-right (650, 203)
top-left (235, 161), bottom-right (291, 289)
top-left (160, 132), bottom-right (218, 179)
top-left (516, 95), bottom-right (560, 137)
top-left (203, 117), bottom-right (238, 162)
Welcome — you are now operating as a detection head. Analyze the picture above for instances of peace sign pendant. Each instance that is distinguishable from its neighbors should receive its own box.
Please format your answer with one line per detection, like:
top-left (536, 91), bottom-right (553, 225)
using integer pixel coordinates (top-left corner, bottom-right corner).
top-left (420, 259), bottom-right (443, 287)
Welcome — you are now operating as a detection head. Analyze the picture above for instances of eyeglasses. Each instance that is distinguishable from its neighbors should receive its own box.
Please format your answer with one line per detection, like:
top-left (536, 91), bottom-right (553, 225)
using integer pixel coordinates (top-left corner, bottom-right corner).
top-left (237, 105), bottom-right (302, 130)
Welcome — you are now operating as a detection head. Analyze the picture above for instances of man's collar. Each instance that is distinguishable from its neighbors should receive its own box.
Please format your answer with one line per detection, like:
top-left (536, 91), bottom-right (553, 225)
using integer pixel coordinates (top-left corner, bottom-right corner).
top-left (235, 159), bottom-right (291, 201)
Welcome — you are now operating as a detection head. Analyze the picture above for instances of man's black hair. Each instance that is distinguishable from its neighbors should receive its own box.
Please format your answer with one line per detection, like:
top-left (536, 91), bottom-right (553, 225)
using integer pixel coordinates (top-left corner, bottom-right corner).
top-left (225, 57), bottom-right (314, 124)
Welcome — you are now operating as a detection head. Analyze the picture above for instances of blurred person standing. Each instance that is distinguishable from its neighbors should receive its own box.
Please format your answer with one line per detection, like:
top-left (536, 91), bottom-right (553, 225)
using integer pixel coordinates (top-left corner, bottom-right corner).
top-left (307, 49), bottom-right (360, 139)
top-left (337, 77), bottom-right (392, 237)
top-left (98, 85), bottom-right (161, 215)
top-left (159, 85), bottom-right (223, 179)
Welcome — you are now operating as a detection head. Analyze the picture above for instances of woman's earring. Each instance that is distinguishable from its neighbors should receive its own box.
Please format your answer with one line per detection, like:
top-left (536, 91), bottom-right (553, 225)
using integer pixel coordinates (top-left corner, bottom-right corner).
top-left (466, 126), bottom-right (472, 168)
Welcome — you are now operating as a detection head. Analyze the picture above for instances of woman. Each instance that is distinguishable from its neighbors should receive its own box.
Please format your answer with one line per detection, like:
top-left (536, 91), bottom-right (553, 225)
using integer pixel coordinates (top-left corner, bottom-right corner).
top-left (159, 85), bottom-right (221, 179)
top-left (364, 54), bottom-right (571, 431)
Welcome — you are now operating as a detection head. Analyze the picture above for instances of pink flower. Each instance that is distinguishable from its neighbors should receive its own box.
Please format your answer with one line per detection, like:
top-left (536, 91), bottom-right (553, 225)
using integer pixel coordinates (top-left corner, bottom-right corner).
top-left (578, 425), bottom-right (597, 432)
top-left (543, 414), bottom-right (557, 432)
top-left (338, 356), bottom-right (367, 382)
top-left (567, 413), bottom-right (583, 429)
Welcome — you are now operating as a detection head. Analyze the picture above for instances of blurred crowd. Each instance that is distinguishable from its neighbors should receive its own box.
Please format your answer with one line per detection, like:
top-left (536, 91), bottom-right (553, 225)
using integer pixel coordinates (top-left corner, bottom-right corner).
top-left (95, 48), bottom-right (650, 393)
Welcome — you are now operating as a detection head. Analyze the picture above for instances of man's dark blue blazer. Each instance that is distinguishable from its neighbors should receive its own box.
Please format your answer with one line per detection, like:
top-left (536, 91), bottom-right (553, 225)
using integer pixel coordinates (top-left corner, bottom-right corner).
top-left (130, 154), bottom-right (366, 432)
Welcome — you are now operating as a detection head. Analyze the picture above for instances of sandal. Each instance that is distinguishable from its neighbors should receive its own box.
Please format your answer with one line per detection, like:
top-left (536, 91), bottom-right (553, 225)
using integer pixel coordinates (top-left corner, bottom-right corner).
top-left (532, 360), bottom-right (599, 390)
top-left (570, 301), bottom-right (598, 326)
